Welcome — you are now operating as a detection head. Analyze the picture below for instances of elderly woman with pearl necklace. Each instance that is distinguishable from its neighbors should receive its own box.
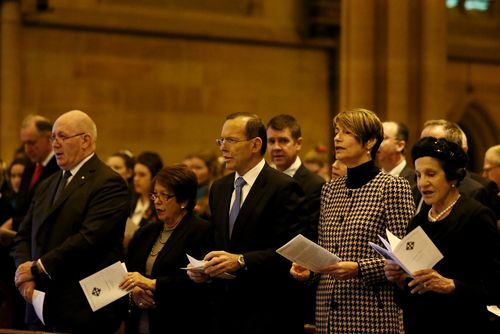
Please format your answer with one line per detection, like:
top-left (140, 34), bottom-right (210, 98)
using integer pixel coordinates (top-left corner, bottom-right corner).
top-left (385, 137), bottom-right (500, 334)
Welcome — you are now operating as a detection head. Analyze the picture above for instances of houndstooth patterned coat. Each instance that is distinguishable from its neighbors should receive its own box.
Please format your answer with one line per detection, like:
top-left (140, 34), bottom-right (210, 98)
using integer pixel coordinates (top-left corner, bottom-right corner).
top-left (316, 172), bottom-right (415, 334)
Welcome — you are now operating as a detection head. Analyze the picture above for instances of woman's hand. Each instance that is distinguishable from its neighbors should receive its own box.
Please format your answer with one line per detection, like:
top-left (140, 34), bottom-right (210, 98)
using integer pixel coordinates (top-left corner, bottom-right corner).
top-left (318, 261), bottom-right (359, 280)
top-left (408, 269), bottom-right (455, 294)
top-left (131, 287), bottom-right (155, 309)
top-left (119, 272), bottom-right (156, 292)
top-left (290, 263), bottom-right (310, 281)
top-left (384, 260), bottom-right (409, 288)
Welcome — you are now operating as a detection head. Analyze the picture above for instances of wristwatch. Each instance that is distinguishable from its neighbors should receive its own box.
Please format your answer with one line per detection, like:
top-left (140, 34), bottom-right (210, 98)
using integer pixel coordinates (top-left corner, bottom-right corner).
top-left (237, 254), bottom-right (246, 269)
top-left (30, 261), bottom-right (41, 277)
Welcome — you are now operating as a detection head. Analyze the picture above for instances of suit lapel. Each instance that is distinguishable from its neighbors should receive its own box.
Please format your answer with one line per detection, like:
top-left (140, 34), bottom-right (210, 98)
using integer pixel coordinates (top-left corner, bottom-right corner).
top-left (293, 164), bottom-right (306, 183)
top-left (47, 155), bottom-right (97, 216)
top-left (217, 175), bottom-right (234, 246)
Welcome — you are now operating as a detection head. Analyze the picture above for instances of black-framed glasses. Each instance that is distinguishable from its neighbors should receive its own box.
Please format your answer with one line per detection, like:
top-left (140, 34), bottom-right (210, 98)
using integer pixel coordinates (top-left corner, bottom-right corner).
top-left (149, 192), bottom-right (176, 202)
top-left (215, 137), bottom-right (254, 146)
top-left (49, 132), bottom-right (86, 144)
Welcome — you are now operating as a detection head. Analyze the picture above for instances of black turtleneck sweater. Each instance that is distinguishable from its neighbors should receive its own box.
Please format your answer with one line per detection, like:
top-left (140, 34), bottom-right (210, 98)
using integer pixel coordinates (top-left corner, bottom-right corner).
top-left (345, 160), bottom-right (380, 189)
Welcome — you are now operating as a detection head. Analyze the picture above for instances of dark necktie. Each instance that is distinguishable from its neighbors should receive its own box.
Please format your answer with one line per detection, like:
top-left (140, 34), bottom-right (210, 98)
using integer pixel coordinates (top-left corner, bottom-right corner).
top-left (53, 170), bottom-right (72, 204)
top-left (229, 177), bottom-right (246, 238)
top-left (29, 164), bottom-right (44, 189)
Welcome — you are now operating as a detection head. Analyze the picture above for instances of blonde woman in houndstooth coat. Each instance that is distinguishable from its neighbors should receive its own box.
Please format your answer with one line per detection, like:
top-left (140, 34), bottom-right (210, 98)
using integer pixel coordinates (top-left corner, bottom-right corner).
top-left (291, 109), bottom-right (415, 333)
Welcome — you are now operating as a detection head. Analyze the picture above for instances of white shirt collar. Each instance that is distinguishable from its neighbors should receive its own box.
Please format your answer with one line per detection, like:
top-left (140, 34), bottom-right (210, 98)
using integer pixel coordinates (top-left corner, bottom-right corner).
top-left (282, 156), bottom-right (301, 177)
top-left (235, 158), bottom-right (266, 188)
top-left (65, 153), bottom-right (95, 183)
top-left (386, 158), bottom-right (407, 177)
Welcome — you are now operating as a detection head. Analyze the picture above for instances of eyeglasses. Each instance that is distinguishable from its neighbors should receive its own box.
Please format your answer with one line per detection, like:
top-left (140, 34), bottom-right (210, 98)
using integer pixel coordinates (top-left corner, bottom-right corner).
top-left (149, 192), bottom-right (176, 202)
top-left (215, 137), bottom-right (254, 146)
top-left (49, 132), bottom-right (86, 144)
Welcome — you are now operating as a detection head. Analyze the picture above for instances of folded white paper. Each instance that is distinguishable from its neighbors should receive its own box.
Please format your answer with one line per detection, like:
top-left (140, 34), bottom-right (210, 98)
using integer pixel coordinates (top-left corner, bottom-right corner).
top-left (276, 234), bottom-right (341, 272)
top-left (180, 254), bottom-right (206, 272)
top-left (32, 289), bottom-right (45, 325)
top-left (181, 254), bottom-right (235, 279)
top-left (79, 261), bottom-right (129, 312)
top-left (487, 305), bottom-right (500, 317)
top-left (369, 226), bottom-right (443, 276)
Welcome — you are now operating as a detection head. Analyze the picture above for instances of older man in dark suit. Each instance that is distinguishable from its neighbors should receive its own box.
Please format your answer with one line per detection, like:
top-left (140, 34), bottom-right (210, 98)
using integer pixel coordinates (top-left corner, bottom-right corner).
top-left (188, 112), bottom-right (307, 334)
top-left (12, 110), bottom-right (130, 333)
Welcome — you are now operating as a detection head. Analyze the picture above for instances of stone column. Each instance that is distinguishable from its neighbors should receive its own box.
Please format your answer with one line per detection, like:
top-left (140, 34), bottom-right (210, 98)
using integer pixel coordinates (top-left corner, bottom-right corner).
top-left (339, 0), bottom-right (447, 141)
top-left (0, 0), bottom-right (22, 159)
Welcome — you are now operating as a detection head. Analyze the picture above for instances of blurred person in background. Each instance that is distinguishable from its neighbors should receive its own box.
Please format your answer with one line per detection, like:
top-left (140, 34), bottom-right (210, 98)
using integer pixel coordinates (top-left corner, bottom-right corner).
top-left (125, 151), bottom-right (163, 249)
top-left (107, 150), bottom-right (135, 188)
top-left (182, 150), bottom-right (221, 220)
top-left (303, 144), bottom-right (331, 182)
top-left (377, 121), bottom-right (415, 188)
top-left (331, 159), bottom-right (347, 180)
top-left (483, 144), bottom-right (500, 190)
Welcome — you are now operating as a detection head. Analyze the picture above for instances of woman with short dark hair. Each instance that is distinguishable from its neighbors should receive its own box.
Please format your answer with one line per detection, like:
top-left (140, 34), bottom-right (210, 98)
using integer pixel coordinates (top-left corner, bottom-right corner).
top-left (385, 137), bottom-right (500, 333)
top-left (120, 164), bottom-right (211, 334)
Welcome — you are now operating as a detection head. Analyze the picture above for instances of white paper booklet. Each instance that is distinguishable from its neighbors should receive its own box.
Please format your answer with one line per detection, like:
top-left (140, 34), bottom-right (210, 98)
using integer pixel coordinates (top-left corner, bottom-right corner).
top-left (276, 234), bottom-right (341, 272)
top-left (79, 261), bottom-right (129, 312)
top-left (487, 305), bottom-right (500, 317)
top-left (32, 289), bottom-right (46, 325)
top-left (369, 226), bottom-right (443, 276)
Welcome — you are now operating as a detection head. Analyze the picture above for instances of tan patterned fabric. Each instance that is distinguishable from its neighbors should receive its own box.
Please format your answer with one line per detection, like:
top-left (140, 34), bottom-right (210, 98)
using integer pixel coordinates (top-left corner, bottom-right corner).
top-left (316, 172), bottom-right (415, 334)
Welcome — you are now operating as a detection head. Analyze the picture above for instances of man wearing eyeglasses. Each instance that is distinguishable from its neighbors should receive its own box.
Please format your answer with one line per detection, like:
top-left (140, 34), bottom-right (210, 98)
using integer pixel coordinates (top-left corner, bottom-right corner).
top-left (12, 110), bottom-right (130, 332)
top-left (188, 112), bottom-right (308, 334)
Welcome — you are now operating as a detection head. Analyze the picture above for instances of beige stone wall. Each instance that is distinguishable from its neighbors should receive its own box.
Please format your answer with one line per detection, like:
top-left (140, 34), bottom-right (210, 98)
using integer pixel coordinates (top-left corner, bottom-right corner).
top-left (18, 26), bottom-right (331, 164)
top-left (445, 60), bottom-right (500, 171)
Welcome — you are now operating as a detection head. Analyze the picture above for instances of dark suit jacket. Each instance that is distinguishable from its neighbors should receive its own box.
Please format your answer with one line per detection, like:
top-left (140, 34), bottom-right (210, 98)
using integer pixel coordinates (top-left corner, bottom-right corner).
top-left (13, 156), bottom-right (59, 231)
top-left (293, 164), bottom-right (325, 241)
top-left (125, 213), bottom-right (212, 334)
top-left (292, 164), bottom-right (325, 324)
top-left (12, 154), bottom-right (130, 333)
top-left (208, 163), bottom-right (307, 334)
top-left (399, 163), bottom-right (416, 189)
top-left (469, 171), bottom-right (500, 219)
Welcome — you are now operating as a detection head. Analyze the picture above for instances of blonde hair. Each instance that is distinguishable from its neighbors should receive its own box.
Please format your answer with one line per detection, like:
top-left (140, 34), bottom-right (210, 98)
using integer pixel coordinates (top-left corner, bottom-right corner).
top-left (333, 108), bottom-right (383, 159)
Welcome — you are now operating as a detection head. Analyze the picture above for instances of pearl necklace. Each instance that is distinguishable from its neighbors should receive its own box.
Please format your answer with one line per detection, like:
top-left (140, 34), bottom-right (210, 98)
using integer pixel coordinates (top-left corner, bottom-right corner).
top-left (428, 194), bottom-right (461, 222)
